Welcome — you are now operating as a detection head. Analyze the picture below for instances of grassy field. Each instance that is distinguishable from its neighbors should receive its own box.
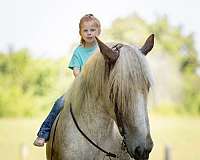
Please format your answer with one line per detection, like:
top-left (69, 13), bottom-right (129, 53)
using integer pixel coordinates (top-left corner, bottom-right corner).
top-left (0, 115), bottom-right (200, 160)
top-left (150, 115), bottom-right (200, 160)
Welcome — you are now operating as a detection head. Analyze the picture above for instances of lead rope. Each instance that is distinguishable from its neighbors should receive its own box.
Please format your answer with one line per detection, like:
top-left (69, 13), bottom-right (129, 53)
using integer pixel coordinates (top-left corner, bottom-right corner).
top-left (70, 104), bottom-right (117, 159)
top-left (50, 104), bottom-right (122, 160)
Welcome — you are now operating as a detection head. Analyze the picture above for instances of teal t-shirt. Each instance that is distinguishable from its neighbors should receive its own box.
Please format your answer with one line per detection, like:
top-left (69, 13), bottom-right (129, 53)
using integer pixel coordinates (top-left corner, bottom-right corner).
top-left (68, 45), bottom-right (97, 70)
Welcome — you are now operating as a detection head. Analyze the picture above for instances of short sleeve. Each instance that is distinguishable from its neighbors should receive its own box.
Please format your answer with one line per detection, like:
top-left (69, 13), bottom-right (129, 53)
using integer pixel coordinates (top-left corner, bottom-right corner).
top-left (68, 49), bottom-right (81, 70)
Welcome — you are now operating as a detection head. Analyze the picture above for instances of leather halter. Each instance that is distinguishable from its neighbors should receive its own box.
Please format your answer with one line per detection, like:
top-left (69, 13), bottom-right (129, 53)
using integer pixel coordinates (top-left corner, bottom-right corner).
top-left (111, 43), bottom-right (123, 55)
top-left (111, 44), bottom-right (126, 137)
top-left (114, 103), bottom-right (126, 137)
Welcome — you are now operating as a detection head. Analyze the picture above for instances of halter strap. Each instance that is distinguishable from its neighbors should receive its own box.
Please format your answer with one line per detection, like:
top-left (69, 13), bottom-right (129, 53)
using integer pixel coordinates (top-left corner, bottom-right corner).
top-left (114, 103), bottom-right (126, 137)
top-left (112, 43), bottom-right (123, 54)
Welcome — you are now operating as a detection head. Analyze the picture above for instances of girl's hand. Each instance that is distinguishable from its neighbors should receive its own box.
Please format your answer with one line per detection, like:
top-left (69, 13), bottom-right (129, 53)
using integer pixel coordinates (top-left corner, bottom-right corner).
top-left (73, 67), bottom-right (80, 78)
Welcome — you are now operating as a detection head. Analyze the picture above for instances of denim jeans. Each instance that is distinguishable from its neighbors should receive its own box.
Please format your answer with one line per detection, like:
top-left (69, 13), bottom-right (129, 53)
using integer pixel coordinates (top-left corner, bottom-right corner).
top-left (37, 95), bottom-right (65, 141)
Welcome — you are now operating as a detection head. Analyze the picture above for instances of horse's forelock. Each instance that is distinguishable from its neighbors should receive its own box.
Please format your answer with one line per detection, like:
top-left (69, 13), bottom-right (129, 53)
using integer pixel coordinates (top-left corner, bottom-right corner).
top-left (108, 45), bottom-right (152, 114)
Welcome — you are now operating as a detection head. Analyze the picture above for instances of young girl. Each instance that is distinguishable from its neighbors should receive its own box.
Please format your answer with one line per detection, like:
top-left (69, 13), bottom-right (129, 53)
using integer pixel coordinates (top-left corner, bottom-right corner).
top-left (34, 14), bottom-right (101, 147)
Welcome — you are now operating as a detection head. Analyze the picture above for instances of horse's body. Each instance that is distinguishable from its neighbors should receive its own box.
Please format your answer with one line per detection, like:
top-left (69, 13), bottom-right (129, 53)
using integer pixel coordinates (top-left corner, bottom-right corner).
top-left (46, 35), bottom-right (154, 160)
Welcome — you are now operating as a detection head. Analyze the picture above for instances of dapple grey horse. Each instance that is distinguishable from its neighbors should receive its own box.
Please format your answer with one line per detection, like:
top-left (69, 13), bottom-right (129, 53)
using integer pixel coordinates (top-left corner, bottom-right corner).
top-left (46, 34), bottom-right (154, 160)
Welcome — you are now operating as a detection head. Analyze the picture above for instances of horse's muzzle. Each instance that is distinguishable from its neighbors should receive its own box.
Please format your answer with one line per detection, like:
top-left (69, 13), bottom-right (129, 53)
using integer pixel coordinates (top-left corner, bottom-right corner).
top-left (127, 145), bottom-right (152, 160)
top-left (123, 135), bottom-right (153, 160)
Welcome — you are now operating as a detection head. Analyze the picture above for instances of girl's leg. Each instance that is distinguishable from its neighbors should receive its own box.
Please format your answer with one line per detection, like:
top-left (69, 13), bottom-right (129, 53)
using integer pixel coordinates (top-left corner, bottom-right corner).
top-left (34, 95), bottom-right (65, 146)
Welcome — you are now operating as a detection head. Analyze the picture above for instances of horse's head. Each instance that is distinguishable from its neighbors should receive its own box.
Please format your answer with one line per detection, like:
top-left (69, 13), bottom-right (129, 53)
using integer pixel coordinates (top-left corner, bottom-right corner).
top-left (96, 35), bottom-right (154, 160)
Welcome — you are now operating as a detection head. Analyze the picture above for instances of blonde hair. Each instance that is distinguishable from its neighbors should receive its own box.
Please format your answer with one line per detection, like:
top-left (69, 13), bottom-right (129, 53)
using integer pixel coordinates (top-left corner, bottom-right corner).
top-left (79, 14), bottom-right (101, 45)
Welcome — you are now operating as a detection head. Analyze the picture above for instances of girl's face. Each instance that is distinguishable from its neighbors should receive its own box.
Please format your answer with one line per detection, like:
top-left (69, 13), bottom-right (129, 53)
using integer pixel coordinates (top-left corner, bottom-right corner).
top-left (80, 21), bottom-right (100, 47)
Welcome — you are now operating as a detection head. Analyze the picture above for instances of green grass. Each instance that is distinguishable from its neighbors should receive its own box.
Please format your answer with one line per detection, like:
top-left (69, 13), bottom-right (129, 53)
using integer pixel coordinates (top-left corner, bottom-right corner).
top-left (149, 114), bottom-right (200, 160)
top-left (0, 115), bottom-right (200, 160)
top-left (0, 118), bottom-right (46, 160)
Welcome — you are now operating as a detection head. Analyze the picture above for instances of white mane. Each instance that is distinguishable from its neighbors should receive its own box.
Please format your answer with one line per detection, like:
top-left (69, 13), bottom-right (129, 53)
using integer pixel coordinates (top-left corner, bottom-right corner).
top-left (65, 43), bottom-right (153, 116)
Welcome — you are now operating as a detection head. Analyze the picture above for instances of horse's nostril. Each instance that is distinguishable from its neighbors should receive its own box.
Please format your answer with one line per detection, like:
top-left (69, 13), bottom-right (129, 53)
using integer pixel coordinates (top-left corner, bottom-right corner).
top-left (135, 146), bottom-right (142, 156)
top-left (133, 146), bottom-right (151, 160)
top-left (143, 149), bottom-right (150, 159)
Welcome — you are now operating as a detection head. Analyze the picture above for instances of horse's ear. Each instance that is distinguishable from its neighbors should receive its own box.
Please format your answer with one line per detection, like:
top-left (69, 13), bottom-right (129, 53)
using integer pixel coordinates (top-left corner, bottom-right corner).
top-left (96, 37), bottom-right (119, 63)
top-left (140, 34), bottom-right (154, 56)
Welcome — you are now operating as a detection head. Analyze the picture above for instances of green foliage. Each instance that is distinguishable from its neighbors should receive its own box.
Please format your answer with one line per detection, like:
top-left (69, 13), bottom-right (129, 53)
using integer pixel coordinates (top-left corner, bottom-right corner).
top-left (103, 14), bottom-right (149, 44)
top-left (182, 74), bottom-right (200, 114)
top-left (0, 49), bottom-right (72, 117)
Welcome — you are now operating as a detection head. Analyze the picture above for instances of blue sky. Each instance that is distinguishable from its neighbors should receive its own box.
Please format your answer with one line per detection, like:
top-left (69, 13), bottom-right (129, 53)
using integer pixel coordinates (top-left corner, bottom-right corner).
top-left (1, 0), bottom-right (200, 58)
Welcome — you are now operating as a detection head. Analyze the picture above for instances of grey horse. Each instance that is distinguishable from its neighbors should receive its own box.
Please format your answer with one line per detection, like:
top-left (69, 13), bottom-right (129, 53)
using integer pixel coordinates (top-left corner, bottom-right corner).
top-left (46, 34), bottom-right (154, 160)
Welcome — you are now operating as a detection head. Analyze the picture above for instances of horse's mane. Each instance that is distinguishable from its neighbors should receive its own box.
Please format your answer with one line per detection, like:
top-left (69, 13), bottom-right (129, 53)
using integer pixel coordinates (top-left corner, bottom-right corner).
top-left (66, 44), bottom-right (153, 117)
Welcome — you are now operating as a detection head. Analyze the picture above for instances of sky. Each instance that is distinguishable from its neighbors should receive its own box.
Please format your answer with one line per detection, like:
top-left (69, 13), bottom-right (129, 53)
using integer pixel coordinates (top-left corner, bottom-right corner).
top-left (1, 0), bottom-right (200, 58)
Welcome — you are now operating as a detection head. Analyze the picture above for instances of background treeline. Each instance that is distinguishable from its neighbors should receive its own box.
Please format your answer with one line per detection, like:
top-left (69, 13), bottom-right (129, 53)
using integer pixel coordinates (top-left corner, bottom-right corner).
top-left (0, 49), bottom-right (72, 117)
top-left (0, 14), bottom-right (199, 117)
top-left (104, 14), bottom-right (200, 115)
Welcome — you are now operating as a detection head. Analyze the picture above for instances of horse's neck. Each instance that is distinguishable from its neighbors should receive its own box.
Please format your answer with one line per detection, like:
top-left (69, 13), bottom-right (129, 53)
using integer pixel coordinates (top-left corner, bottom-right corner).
top-left (67, 78), bottom-right (113, 134)
top-left (77, 94), bottom-right (111, 125)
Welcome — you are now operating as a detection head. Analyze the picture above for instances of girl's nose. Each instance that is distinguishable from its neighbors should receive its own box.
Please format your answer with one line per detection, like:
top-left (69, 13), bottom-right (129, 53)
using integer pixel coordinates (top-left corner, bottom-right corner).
top-left (87, 31), bottom-right (91, 35)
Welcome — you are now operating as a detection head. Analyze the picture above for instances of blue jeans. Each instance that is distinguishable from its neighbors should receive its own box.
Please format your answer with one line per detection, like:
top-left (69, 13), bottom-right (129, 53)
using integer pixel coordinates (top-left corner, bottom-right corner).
top-left (37, 95), bottom-right (65, 141)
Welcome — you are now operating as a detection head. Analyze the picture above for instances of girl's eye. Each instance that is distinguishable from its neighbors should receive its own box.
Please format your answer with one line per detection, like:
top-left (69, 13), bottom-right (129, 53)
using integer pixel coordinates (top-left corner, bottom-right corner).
top-left (90, 29), bottom-right (96, 32)
top-left (83, 29), bottom-right (88, 32)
